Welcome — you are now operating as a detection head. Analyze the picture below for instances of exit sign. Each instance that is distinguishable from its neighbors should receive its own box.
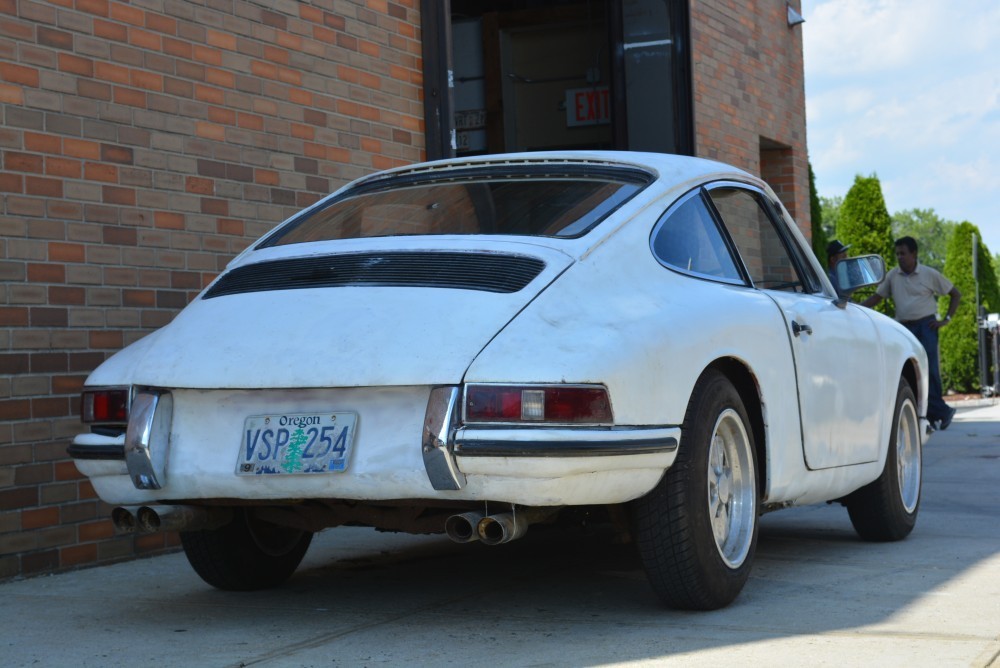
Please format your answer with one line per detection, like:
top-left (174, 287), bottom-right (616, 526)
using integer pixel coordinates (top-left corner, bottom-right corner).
top-left (566, 86), bottom-right (611, 127)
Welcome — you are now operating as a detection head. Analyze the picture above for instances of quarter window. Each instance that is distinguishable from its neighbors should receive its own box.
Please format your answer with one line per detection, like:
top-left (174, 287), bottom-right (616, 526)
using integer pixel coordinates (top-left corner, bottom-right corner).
top-left (707, 187), bottom-right (803, 292)
top-left (650, 191), bottom-right (742, 283)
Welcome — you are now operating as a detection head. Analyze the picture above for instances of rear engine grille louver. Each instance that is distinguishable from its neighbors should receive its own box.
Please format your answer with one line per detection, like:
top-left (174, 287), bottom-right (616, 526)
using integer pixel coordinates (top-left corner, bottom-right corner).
top-left (203, 252), bottom-right (547, 299)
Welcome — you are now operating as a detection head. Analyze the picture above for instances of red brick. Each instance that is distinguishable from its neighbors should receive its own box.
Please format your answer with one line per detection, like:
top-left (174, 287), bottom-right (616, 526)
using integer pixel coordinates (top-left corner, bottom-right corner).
top-left (0, 172), bottom-right (23, 192)
top-left (207, 106), bottom-right (236, 125)
top-left (1, 302), bottom-right (30, 324)
top-left (154, 212), bottom-right (184, 230)
top-left (0, 399), bottom-right (30, 421)
top-left (130, 69), bottom-right (162, 91)
top-left (191, 45), bottom-right (222, 66)
top-left (25, 176), bottom-right (63, 197)
top-left (94, 61), bottom-right (129, 85)
top-left (35, 26), bottom-right (73, 50)
top-left (0, 352), bottom-right (30, 373)
top-left (1, 63), bottom-right (39, 86)
top-left (145, 13), bottom-right (177, 35)
top-left (170, 271), bottom-right (201, 289)
top-left (122, 289), bottom-right (154, 306)
top-left (78, 78), bottom-right (112, 100)
top-left (49, 242), bottom-right (85, 262)
top-left (103, 226), bottom-right (137, 246)
top-left (51, 375), bottom-right (85, 394)
top-left (76, 0), bottom-right (110, 17)
top-left (30, 307), bottom-right (67, 327)
top-left (60, 543), bottom-right (98, 567)
top-left (93, 18), bottom-right (127, 41)
top-left (162, 37), bottom-right (191, 59)
top-left (238, 113), bottom-right (264, 131)
top-left (78, 519), bottom-right (115, 542)
top-left (113, 86), bottom-right (146, 107)
top-left (109, 2), bottom-right (143, 25)
top-left (323, 12), bottom-right (346, 30)
top-left (21, 507), bottom-right (60, 529)
top-left (84, 162), bottom-right (118, 182)
top-left (63, 138), bottom-right (100, 159)
top-left (0, 82), bottom-right (24, 104)
top-left (55, 461), bottom-right (84, 481)
top-left (185, 176), bottom-right (213, 194)
top-left (21, 550), bottom-right (59, 575)
top-left (48, 286), bottom-right (85, 304)
top-left (5, 151), bottom-right (44, 172)
top-left (31, 397), bottom-right (69, 419)
top-left (200, 198), bottom-right (227, 215)
top-left (101, 144), bottom-right (133, 164)
top-left (89, 330), bottom-right (123, 349)
top-left (102, 186), bottom-right (135, 205)
top-left (46, 156), bottom-right (81, 178)
top-left (27, 263), bottom-right (66, 283)
top-left (135, 532), bottom-right (173, 552)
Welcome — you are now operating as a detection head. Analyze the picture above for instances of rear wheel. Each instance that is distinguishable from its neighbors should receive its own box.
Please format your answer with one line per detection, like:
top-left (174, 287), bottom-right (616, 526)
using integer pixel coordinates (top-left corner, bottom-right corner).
top-left (633, 370), bottom-right (759, 610)
top-left (180, 508), bottom-right (313, 590)
top-left (846, 378), bottom-right (921, 541)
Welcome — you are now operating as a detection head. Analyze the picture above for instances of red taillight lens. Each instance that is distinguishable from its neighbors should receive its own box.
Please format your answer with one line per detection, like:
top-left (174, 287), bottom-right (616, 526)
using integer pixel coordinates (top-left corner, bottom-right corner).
top-left (81, 388), bottom-right (130, 424)
top-left (464, 385), bottom-right (612, 424)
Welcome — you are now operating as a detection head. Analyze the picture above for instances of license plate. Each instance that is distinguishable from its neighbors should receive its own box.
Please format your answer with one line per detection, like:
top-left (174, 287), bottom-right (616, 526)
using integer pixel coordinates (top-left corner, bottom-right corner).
top-left (236, 412), bottom-right (357, 475)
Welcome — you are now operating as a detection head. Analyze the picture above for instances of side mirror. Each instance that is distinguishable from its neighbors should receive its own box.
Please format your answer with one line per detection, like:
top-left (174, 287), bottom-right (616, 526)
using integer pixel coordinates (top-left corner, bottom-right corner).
top-left (836, 254), bottom-right (886, 296)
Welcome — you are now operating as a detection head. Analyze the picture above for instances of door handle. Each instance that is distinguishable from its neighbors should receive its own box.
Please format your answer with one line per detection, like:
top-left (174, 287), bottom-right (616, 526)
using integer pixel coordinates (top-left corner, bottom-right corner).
top-left (792, 320), bottom-right (813, 337)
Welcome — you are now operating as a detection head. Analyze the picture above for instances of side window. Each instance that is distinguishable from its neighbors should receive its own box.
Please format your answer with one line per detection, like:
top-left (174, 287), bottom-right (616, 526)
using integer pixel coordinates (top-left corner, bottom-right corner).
top-left (707, 187), bottom-right (803, 292)
top-left (650, 191), bottom-right (742, 283)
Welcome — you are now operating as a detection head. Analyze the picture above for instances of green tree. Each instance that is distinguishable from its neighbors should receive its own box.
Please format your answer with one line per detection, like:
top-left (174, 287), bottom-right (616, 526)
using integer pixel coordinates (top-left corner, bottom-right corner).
top-left (819, 195), bottom-right (841, 241)
top-left (808, 163), bottom-right (829, 266)
top-left (891, 208), bottom-right (956, 273)
top-left (940, 223), bottom-right (1000, 392)
top-left (837, 174), bottom-right (895, 314)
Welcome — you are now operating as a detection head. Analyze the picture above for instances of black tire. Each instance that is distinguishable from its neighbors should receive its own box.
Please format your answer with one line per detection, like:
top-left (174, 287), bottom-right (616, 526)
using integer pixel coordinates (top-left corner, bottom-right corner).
top-left (633, 370), bottom-right (759, 610)
top-left (846, 378), bottom-right (921, 541)
top-left (180, 508), bottom-right (313, 591)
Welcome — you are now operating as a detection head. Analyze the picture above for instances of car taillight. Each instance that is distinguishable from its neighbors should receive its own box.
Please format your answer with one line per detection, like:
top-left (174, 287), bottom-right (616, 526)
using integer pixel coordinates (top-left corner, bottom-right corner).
top-left (81, 387), bottom-right (131, 424)
top-left (464, 385), bottom-right (612, 424)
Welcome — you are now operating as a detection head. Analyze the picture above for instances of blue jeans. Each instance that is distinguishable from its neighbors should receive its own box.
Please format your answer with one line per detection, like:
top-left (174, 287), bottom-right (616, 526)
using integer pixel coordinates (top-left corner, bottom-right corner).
top-left (902, 315), bottom-right (950, 422)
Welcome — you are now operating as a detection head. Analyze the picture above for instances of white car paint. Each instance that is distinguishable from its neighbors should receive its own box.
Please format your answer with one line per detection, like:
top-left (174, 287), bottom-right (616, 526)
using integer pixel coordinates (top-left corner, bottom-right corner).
top-left (72, 151), bottom-right (928, 517)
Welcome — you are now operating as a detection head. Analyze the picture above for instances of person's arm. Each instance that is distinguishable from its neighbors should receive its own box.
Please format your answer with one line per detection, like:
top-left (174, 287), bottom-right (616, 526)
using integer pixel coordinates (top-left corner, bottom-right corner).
top-left (862, 293), bottom-right (883, 308)
top-left (932, 287), bottom-right (962, 329)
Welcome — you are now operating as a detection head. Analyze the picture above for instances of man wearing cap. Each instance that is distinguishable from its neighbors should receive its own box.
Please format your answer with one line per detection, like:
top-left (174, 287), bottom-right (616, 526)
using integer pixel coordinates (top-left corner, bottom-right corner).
top-left (826, 239), bottom-right (851, 297)
top-left (863, 236), bottom-right (961, 430)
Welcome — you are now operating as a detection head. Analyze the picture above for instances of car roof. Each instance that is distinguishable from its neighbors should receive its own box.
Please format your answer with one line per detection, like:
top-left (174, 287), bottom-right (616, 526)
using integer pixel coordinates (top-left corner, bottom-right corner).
top-left (346, 151), bottom-right (752, 190)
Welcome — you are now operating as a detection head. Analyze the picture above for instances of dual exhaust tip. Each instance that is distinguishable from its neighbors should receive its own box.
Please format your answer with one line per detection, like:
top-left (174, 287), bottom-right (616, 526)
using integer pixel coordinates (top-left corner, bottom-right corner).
top-left (111, 505), bottom-right (233, 534)
top-left (113, 504), bottom-right (552, 542)
top-left (445, 508), bottom-right (554, 546)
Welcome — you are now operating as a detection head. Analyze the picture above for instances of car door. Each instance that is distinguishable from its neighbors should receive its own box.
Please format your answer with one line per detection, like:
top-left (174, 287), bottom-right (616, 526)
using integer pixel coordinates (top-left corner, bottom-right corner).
top-left (706, 183), bottom-right (884, 469)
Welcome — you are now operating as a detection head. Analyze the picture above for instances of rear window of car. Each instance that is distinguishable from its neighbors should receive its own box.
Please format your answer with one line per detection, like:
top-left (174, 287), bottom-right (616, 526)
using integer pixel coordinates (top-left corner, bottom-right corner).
top-left (259, 167), bottom-right (650, 247)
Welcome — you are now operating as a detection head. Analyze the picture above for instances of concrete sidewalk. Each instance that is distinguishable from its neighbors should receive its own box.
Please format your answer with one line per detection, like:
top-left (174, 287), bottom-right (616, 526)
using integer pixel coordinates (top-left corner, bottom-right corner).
top-left (2, 402), bottom-right (999, 667)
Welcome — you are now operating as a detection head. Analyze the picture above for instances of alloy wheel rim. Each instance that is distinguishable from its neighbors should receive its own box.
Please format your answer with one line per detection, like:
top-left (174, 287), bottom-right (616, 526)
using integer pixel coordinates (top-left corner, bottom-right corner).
top-left (896, 398), bottom-right (921, 513)
top-left (707, 408), bottom-right (756, 568)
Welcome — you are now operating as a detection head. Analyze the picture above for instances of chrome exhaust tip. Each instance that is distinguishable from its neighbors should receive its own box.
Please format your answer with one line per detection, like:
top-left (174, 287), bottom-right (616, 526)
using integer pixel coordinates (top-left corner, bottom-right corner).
top-left (111, 506), bottom-right (139, 534)
top-left (445, 511), bottom-right (484, 543)
top-left (112, 505), bottom-right (234, 533)
top-left (477, 512), bottom-right (527, 546)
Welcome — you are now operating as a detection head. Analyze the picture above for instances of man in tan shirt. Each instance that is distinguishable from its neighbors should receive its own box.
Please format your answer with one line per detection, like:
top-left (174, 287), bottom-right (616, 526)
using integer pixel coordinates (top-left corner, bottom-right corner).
top-left (864, 236), bottom-right (961, 429)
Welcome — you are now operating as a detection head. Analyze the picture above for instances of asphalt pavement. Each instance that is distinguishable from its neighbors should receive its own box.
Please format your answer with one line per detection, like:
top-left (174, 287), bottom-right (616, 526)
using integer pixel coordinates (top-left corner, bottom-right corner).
top-left (3, 400), bottom-right (999, 667)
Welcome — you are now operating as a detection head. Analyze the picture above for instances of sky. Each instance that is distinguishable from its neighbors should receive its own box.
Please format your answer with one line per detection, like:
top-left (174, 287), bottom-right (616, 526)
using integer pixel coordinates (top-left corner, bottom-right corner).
top-left (802, 0), bottom-right (1000, 253)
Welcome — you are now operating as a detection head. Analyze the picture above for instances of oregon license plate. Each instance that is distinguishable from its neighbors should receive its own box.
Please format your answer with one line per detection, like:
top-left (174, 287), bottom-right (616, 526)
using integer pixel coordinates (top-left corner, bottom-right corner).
top-left (236, 412), bottom-right (357, 475)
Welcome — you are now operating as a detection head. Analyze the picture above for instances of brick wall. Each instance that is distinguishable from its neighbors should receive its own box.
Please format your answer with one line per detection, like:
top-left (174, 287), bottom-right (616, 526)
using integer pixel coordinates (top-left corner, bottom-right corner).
top-left (691, 0), bottom-right (810, 231)
top-left (0, 0), bottom-right (423, 579)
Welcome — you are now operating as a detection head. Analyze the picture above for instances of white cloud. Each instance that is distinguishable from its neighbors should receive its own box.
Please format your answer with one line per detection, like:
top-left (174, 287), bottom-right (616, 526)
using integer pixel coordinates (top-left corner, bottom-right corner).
top-left (803, 0), bottom-right (1000, 253)
top-left (804, 0), bottom-right (1000, 78)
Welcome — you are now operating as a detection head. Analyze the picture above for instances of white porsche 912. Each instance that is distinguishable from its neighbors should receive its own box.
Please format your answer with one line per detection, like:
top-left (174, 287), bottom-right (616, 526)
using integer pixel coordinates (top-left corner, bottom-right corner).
top-left (70, 151), bottom-right (928, 610)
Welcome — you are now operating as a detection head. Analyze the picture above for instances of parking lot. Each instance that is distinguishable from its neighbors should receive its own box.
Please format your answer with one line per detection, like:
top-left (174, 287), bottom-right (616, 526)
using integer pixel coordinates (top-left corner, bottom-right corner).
top-left (3, 401), bottom-right (999, 667)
